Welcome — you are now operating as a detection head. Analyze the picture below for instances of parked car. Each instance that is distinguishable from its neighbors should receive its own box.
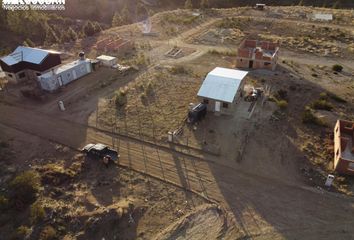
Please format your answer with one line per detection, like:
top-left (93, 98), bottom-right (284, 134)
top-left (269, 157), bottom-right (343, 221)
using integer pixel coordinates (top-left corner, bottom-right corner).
top-left (188, 103), bottom-right (207, 124)
top-left (82, 143), bottom-right (119, 162)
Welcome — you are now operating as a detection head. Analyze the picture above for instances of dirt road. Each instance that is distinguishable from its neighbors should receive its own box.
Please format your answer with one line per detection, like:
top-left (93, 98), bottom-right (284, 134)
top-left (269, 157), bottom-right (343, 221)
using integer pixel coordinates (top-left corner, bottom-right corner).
top-left (1, 103), bottom-right (354, 239)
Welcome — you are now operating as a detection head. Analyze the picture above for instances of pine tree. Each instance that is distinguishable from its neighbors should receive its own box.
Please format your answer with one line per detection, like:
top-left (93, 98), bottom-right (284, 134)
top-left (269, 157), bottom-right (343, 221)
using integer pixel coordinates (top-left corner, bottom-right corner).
top-left (24, 38), bottom-right (35, 47)
top-left (44, 25), bottom-right (59, 45)
top-left (67, 27), bottom-right (77, 41)
top-left (185, 0), bottom-right (193, 9)
top-left (83, 21), bottom-right (95, 36)
top-left (200, 0), bottom-right (209, 9)
top-left (121, 4), bottom-right (130, 24)
top-left (112, 11), bottom-right (124, 27)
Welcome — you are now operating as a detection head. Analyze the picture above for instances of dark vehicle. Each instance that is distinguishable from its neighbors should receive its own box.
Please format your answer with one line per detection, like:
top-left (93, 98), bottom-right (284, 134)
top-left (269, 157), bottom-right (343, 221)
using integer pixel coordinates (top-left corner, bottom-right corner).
top-left (244, 87), bottom-right (263, 102)
top-left (188, 103), bottom-right (207, 124)
top-left (82, 143), bottom-right (119, 162)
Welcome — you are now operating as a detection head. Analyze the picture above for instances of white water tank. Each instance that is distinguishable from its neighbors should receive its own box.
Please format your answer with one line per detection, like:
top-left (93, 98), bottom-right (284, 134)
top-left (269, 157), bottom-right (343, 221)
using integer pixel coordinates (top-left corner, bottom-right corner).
top-left (58, 101), bottom-right (65, 111)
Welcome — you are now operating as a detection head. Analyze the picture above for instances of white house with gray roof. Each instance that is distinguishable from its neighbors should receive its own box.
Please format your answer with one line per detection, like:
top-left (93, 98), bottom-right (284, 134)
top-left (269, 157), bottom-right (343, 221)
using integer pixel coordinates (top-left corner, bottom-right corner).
top-left (197, 67), bottom-right (248, 115)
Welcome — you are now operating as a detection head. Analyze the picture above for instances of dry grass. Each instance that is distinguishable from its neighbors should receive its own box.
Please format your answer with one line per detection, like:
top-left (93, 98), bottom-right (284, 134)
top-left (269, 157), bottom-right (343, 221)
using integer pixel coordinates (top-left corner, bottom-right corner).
top-left (99, 68), bottom-right (201, 141)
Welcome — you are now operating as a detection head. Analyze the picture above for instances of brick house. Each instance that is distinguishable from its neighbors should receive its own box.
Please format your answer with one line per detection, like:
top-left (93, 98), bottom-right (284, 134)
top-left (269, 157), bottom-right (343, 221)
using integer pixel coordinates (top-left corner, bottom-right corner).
top-left (334, 120), bottom-right (354, 175)
top-left (236, 39), bottom-right (279, 71)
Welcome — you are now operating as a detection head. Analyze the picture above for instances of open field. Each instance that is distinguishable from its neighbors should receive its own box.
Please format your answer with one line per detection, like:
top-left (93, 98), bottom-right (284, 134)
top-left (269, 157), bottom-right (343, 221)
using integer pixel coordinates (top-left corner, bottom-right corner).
top-left (1, 5), bottom-right (354, 240)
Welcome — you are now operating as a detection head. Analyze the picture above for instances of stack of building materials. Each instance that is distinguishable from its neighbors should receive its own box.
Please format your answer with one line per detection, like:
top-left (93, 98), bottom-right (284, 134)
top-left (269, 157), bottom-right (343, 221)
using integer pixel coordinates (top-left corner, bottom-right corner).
top-left (94, 37), bottom-right (133, 54)
top-left (96, 55), bottom-right (117, 67)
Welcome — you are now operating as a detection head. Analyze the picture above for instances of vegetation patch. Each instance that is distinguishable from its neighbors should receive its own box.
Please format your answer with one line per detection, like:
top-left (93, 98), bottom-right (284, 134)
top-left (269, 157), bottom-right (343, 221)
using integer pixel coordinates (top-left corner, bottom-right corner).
top-left (208, 49), bottom-right (237, 56)
top-left (302, 107), bottom-right (327, 126)
top-left (332, 64), bottom-right (343, 72)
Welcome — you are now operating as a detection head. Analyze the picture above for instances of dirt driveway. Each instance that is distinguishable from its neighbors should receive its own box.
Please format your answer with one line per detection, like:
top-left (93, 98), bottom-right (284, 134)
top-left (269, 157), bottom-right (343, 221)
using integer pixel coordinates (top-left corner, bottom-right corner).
top-left (1, 102), bottom-right (354, 239)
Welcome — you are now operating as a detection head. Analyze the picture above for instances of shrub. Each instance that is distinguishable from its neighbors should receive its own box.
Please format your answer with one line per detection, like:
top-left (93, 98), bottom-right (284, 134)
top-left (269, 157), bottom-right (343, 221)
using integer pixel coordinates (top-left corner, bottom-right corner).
top-left (328, 93), bottom-right (347, 103)
top-left (9, 171), bottom-right (40, 207)
top-left (115, 88), bottom-right (128, 107)
top-left (39, 226), bottom-right (57, 240)
top-left (275, 89), bottom-right (288, 100)
top-left (302, 108), bottom-right (326, 126)
top-left (311, 99), bottom-right (333, 111)
top-left (30, 201), bottom-right (46, 224)
top-left (145, 81), bottom-right (154, 96)
top-left (208, 49), bottom-right (237, 56)
top-left (0, 195), bottom-right (9, 210)
top-left (17, 226), bottom-right (31, 239)
top-left (319, 92), bottom-right (328, 100)
top-left (169, 65), bottom-right (190, 75)
top-left (277, 100), bottom-right (288, 110)
top-left (332, 64), bottom-right (343, 72)
top-left (140, 92), bottom-right (147, 103)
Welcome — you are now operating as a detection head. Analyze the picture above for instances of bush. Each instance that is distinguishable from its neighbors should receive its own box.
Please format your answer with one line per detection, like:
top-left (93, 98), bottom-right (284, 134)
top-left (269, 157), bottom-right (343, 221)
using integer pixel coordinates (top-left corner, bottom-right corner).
top-left (311, 99), bottom-right (333, 111)
top-left (9, 171), bottom-right (40, 207)
top-left (328, 93), bottom-right (347, 103)
top-left (319, 92), bottom-right (328, 100)
top-left (276, 100), bottom-right (288, 110)
top-left (332, 64), bottom-right (343, 72)
top-left (302, 108), bottom-right (326, 126)
top-left (169, 65), bottom-right (190, 75)
top-left (39, 226), bottom-right (57, 240)
top-left (30, 201), bottom-right (46, 224)
top-left (208, 49), bottom-right (237, 56)
top-left (115, 88), bottom-right (128, 107)
top-left (145, 81), bottom-right (154, 96)
top-left (16, 226), bottom-right (31, 239)
top-left (0, 195), bottom-right (9, 210)
top-left (275, 89), bottom-right (288, 100)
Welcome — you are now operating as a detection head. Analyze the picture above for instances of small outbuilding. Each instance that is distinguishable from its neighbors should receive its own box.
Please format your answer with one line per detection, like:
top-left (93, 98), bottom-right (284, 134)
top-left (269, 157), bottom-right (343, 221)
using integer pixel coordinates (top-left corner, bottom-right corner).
top-left (197, 67), bottom-right (248, 115)
top-left (96, 55), bottom-right (117, 67)
top-left (38, 58), bottom-right (92, 92)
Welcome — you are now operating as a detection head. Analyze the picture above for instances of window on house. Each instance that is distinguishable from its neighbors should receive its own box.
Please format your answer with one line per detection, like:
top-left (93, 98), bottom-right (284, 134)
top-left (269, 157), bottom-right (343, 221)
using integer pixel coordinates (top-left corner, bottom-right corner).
top-left (223, 102), bottom-right (229, 108)
top-left (264, 62), bottom-right (271, 66)
top-left (336, 127), bottom-right (339, 133)
top-left (336, 149), bottom-right (339, 157)
top-left (7, 74), bottom-right (13, 77)
top-left (240, 59), bottom-right (243, 62)
top-left (18, 72), bottom-right (26, 78)
top-left (36, 73), bottom-right (41, 76)
top-left (203, 99), bottom-right (209, 104)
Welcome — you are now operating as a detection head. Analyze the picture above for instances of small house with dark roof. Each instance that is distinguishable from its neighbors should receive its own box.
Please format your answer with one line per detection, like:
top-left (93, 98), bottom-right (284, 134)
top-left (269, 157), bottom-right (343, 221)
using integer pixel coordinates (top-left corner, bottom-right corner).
top-left (0, 46), bottom-right (61, 84)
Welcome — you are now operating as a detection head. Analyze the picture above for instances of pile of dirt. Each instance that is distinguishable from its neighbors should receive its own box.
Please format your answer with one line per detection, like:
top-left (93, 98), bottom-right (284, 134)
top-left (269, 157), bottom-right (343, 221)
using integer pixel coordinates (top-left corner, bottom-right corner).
top-left (154, 204), bottom-right (228, 240)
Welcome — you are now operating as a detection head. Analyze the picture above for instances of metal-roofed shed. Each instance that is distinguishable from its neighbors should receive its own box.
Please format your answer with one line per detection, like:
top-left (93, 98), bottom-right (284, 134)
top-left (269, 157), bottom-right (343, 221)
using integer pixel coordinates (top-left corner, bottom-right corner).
top-left (197, 67), bottom-right (248, 115)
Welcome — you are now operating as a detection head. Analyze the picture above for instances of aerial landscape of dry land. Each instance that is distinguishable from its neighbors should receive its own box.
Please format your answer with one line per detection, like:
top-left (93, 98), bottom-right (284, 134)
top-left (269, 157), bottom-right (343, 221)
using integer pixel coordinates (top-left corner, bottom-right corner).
top-left (0, 1), bottom-right (354, 239)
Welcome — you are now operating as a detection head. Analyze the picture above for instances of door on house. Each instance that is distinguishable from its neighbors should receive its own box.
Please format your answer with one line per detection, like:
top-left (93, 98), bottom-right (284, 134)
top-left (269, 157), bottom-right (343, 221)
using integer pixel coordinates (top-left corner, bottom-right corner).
top-left (57, 76), bottom-right (63, 86)
top-left (215, 101), bottom-right (221, 112)
top-left (72, 70), bottom-right (77, 80)
top-left (249, 60), bottom-right (254, 68)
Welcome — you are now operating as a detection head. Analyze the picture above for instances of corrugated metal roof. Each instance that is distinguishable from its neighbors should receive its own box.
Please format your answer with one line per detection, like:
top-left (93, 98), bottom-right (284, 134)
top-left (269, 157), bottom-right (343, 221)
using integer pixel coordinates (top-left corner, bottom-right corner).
top-left (40, 59), bottom-right (90, 78)
top-left (197, 67), bottom-right (248, 103)
top-left (0, 46), bottom-right (60, 66)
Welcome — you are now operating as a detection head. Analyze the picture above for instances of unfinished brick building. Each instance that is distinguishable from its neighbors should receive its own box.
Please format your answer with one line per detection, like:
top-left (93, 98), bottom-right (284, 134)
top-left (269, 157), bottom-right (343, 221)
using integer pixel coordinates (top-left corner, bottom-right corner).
top-left (334, 120), bottom-right (354, 175)
top-left (94, 37), bottom-right (133, 54)
top-left (236, 39), bottom-right (279, 71)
